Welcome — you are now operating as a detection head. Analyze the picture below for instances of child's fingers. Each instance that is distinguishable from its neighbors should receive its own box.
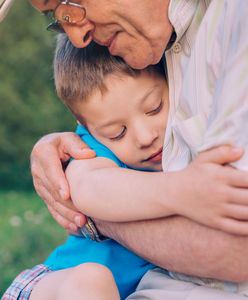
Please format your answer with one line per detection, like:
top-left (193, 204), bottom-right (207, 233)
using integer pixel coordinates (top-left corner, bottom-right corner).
top-left (216, 217), bottom-right (248, 236)
top-left (196, 145), bottom-right (244, 165)
top-left (224, 203), bottom-right (248, 221)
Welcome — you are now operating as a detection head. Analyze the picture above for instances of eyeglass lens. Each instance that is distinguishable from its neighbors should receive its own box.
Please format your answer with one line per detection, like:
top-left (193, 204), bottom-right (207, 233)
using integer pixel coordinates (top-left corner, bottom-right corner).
top-left (55, 3), bottom-right (86, 24)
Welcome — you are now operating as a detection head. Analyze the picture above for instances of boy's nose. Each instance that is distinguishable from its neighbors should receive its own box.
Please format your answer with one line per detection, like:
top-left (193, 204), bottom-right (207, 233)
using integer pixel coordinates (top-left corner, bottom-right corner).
top-left (135, 124), bottom-right (158, 149)
top-left (63, 21), bottom-right (94, 48)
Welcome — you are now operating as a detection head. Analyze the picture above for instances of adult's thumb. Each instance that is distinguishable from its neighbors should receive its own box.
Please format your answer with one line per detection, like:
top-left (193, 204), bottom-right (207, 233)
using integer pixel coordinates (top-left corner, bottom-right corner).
top-left (61, 132), bottom-right (96, 160)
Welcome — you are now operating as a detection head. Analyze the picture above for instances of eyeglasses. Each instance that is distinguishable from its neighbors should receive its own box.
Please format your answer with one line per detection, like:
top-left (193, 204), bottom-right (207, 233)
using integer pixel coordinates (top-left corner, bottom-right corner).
top-left (42, 1), bottom-right (86, 33)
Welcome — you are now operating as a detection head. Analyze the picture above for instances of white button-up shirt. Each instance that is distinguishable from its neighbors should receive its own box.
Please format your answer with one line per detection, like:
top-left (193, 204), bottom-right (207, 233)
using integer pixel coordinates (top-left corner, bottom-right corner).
top-left (163, 0), bottom-right (248, 172)
top-left (164, 0), bottom-right (248, 294)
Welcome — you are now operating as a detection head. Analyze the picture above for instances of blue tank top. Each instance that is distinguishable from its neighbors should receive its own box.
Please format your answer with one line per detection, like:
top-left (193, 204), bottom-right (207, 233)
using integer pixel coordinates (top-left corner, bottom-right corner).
top-left (44, 124), bottom-right (155, 299)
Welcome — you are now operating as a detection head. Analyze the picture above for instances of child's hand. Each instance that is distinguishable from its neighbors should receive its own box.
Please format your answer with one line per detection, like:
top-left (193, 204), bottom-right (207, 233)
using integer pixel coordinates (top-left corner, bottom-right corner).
top-left (169, 145), bottom-right (248, 235)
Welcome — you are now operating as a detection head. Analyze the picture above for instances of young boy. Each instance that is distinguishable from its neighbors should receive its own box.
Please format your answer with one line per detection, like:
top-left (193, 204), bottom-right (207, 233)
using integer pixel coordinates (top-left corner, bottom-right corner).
top-left (3, 35), bottom-right (248, 300)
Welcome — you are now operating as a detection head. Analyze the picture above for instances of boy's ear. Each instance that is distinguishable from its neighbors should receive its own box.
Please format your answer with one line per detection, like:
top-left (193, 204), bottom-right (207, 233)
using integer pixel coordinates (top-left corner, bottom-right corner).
top-left (76, 118), bottom-right (87, 127)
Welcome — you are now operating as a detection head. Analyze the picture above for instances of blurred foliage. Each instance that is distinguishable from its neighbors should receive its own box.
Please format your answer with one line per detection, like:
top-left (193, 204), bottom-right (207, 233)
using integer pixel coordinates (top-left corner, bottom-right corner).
top-left (0, 3), bottom-right (72, 295)
top-left (0, 190), bottom-right (67, 296)
top-left (0, 1), bottom-right (75, 189)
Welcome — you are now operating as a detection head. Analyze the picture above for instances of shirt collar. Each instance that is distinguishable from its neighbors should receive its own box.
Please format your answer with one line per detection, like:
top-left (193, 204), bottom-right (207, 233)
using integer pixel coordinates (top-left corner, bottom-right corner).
top-left (168, 0), bottom-right (200, 43)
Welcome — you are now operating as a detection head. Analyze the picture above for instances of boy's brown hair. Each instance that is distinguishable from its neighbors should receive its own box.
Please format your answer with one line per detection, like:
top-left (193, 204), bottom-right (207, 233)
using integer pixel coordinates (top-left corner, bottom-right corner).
top-left (54, 34), bottom-right (165, 113)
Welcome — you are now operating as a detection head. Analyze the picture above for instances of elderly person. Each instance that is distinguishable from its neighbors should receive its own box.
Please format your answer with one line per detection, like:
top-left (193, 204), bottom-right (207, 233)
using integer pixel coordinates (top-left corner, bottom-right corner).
top-left (3, 1), bottom-right (248, 299)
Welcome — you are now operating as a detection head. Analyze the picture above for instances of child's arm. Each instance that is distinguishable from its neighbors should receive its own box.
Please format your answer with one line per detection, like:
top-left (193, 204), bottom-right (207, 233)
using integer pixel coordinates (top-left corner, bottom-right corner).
top-left (66, 157), bottom-right (174, 222)
top-left (66, 146), bottom-right (248, 235)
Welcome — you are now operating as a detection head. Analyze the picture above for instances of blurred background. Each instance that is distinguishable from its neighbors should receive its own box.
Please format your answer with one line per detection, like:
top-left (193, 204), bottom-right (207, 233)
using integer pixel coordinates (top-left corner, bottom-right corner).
top-left (0, 1), bottom-right (75, 295)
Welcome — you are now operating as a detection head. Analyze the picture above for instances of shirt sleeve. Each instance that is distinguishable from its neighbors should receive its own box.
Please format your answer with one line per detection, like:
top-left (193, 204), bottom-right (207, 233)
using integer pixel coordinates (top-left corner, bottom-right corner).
top-left (197, 1), bottom-right (248, 171)
top-left (76, 124), bottom-right (127, 169)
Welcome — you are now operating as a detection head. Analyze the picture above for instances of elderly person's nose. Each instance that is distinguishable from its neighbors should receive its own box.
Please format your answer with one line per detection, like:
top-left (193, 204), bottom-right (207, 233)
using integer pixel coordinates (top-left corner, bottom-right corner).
top-left (63, 21), bottom-right (94, 48)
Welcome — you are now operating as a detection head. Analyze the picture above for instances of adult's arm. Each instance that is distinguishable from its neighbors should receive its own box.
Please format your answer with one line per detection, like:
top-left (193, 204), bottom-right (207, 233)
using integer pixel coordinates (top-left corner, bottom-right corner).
top-left (95, 215), bottom-right (248, 282)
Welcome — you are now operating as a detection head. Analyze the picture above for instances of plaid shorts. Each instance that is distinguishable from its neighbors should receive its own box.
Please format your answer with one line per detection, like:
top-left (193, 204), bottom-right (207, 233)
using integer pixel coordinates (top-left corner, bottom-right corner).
top-left (2, 264), bottom-right (53, 300)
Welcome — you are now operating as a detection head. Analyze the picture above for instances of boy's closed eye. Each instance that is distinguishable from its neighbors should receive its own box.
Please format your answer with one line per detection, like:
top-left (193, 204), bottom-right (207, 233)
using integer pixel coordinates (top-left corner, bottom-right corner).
top-left (146, 98), bottom-right (164, 116)
top-left (104, 99), bottom-right (164, 142)
top-left (109, 127), bottom-right (127, 141)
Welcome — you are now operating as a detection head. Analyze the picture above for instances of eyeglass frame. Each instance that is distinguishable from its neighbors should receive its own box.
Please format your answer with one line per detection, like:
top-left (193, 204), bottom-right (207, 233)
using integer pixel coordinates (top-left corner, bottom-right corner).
top-left (43, 0), bottom-right (86, 33)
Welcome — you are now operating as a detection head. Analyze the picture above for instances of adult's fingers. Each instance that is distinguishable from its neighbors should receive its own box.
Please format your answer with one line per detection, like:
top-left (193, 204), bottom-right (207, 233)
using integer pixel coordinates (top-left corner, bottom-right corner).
top-left (47, 205), bottom-right (78, 232)
top-left (215, 166), bottom-right (248, 188)
top-left (31, 149), bottom-right (70, 204)
top-left (224, 203), bottom-right (248, 221)
top-left (31, 132), bottom-right (96, 203)
top-left (34, 182), bottom-right (57, 208)
top-left (54, 200), bottom-right (87, 227)
top-left (58, 132), bottom-right (96, 161)
top-left (31, 132), bottom-right (95, 229)
top-left (196, 145), bottom-right (244, 165)
top-left (35, 183), bottom-right (86, 229)
top-left (36, 185), bottom-right (79, 231)
top-left (224, 187), bottom-right (248, 206)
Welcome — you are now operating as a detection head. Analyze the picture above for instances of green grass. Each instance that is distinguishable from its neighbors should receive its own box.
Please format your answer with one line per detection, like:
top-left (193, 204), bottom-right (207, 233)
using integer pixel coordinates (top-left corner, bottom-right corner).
top-left (0, 190), bottom-right (67, 296)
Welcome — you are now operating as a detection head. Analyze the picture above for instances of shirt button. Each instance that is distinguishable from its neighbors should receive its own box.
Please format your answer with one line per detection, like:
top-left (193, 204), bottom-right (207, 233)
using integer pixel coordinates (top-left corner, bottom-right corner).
top-left (172, 42), bottom-right (182, 53)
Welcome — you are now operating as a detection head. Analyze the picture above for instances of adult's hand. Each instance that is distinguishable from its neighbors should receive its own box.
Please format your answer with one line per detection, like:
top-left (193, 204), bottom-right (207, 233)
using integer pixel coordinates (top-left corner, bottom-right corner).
top-left (31, 132), bottom-right (95, 232)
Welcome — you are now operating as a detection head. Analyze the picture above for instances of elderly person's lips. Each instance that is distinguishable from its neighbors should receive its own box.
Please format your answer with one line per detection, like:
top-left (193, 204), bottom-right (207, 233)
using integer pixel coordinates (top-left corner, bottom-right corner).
top-left (94, 33), bottom-right (117, 48)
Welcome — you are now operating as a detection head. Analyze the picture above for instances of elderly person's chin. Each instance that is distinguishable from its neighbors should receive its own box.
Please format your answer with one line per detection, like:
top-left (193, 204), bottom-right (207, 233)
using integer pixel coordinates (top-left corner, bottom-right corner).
top-left (116, 48), bottom-right (162, 70)
top-left (110, 36), bottom-right (165, 69)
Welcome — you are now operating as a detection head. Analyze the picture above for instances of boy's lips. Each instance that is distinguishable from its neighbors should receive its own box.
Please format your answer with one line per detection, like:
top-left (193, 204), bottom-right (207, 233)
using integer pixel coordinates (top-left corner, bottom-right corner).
top-left (143, 147), bottom-right (163, 163)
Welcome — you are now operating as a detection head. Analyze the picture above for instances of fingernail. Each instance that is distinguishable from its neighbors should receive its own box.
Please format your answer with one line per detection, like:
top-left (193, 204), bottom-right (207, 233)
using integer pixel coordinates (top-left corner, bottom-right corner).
top-left (75, 216), bottom-right (83, 227)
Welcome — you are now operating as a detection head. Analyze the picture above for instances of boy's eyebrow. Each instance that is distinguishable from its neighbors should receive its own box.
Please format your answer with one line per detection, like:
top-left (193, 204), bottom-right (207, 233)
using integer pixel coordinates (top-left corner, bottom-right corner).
top-left (141, 84), bottom-right (160, 104)
top-left (95, 118), bottom-right (122, 130)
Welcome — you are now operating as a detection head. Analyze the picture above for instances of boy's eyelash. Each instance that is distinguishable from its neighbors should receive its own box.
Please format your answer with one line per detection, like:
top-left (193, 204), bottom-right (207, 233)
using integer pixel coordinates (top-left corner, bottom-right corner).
top-left (108, 99), bottom-right (164, 141)
top-left (110, 127), bottom-right (127, 141)
top-left (147, 99), bottom-right (164, 115)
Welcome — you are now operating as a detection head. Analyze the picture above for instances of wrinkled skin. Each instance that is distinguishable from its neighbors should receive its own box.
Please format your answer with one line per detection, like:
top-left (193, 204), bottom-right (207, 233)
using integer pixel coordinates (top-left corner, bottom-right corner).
top-left (30, 0), bottom-right (173, 69)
